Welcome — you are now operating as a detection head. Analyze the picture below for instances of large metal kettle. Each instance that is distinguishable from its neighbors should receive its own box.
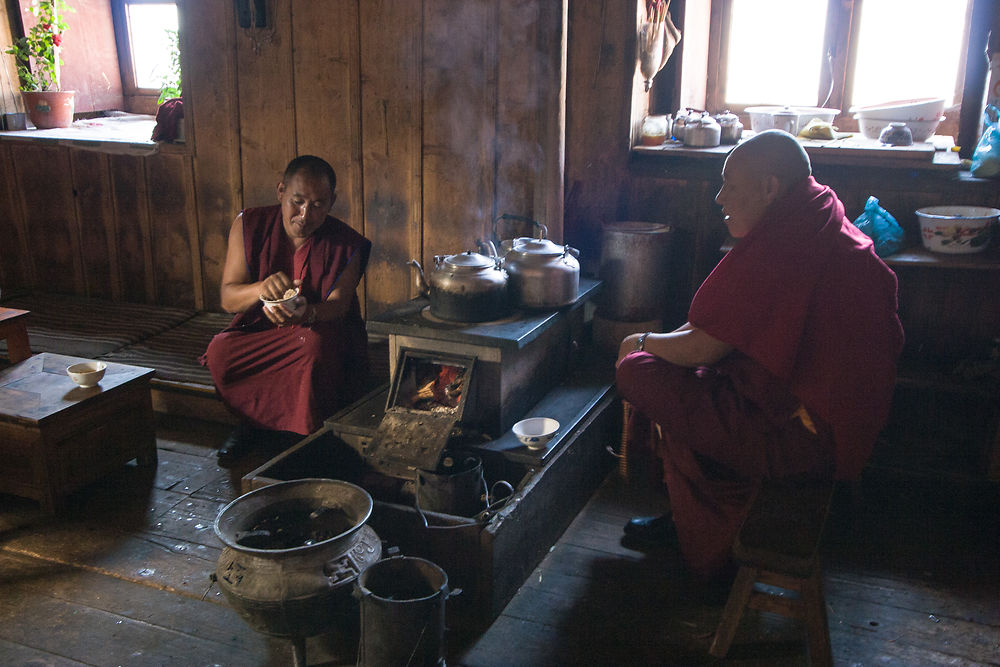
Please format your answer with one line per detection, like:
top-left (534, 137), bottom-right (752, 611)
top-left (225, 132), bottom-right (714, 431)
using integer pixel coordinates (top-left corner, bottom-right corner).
top-left (408, 244), bottom-right (509, 322)
top-left (504, 237), bottom-right (580, 309)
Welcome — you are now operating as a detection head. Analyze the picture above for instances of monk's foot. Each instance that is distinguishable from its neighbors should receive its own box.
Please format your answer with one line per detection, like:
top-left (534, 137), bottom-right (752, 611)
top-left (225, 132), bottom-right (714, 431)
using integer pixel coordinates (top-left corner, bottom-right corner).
top-left (216, 423), bottom-right (260, 467)
top-left (622, 514), bottom-right (677, 549)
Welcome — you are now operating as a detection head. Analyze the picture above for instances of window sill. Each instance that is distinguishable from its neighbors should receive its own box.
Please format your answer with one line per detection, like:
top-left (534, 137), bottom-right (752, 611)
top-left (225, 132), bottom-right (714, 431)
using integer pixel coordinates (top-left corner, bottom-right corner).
top-left (632, 134), bottom-right (961, 172)
top-left (0, 113), bottom-right (184, 156)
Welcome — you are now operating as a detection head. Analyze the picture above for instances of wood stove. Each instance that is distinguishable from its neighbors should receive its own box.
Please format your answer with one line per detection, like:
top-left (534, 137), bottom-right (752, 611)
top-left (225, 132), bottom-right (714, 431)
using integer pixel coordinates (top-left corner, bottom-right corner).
top-left (243, 277), bottom-right (619, 629)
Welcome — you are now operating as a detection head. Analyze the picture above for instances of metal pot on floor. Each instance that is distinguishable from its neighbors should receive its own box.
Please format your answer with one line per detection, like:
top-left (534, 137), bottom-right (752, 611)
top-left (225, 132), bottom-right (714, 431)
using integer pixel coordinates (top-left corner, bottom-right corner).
top-left (213, 479), bottom-right (382, 665)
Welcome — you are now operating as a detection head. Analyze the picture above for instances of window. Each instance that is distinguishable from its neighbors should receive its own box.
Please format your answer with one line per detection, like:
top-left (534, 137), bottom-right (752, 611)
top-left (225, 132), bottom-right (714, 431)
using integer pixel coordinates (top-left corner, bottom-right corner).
top-left (672, 0), bottom-right (984, 138)
top-left (111, 0), bottom-right (179, 112)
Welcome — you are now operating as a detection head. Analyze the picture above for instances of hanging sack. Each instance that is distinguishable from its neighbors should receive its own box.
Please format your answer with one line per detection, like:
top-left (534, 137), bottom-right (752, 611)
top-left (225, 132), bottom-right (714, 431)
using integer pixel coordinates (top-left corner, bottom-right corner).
top-left (852, 196), bottom-right (905, 258)
top-left (970, 105), bottom-right (1000, 179)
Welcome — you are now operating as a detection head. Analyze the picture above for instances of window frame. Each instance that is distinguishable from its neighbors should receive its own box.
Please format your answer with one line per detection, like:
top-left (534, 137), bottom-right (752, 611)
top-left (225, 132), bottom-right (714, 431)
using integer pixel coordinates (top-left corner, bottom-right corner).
top-left (110, 0), bottom-right (179, 114)
top-left (705, 0), bottom-right (974, 129)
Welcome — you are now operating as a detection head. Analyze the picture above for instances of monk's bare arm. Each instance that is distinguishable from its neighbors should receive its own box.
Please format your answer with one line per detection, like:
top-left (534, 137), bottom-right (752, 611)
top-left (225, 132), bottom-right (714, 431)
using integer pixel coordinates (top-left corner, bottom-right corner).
top-left (219, 214), bottom-right (295, 314)
top-left (618, 322), bottom-right (732, 367)
top-left (307, 251), bottom-right (364, 323)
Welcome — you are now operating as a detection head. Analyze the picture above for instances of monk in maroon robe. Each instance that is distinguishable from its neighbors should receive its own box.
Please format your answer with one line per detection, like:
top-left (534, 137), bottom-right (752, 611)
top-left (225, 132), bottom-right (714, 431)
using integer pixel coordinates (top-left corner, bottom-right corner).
top-left (616, 130), bottom-right (904, 579)
top-left (202, 155), bottom-right (371, 464)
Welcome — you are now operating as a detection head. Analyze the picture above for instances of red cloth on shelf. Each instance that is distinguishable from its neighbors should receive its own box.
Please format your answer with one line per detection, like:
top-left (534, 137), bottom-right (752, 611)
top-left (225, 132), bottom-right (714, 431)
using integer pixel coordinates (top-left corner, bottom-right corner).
top-left (151, 98), bottom-right (183, 142)
top-left (202, 206), bottom-right (371, 435)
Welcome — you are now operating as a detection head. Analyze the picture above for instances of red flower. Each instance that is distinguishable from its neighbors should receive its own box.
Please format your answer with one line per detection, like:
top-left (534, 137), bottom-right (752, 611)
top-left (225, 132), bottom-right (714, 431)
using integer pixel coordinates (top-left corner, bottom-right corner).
top-left (52, 33), bottom-right (62, 46)
top-left (41, 23), bottom-right (51, 31)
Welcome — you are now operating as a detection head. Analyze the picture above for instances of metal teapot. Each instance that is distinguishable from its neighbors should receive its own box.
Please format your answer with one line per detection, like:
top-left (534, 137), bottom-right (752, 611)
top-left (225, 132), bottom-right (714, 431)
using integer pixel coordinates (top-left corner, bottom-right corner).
top-left (504, 237), bottom-right (580, 309)
top-left (408, 244), bottom-right (509, 322)
top-left (683, 112), bottom-right (722, 147)
top-left (714, 110), bottom-right (744, 144)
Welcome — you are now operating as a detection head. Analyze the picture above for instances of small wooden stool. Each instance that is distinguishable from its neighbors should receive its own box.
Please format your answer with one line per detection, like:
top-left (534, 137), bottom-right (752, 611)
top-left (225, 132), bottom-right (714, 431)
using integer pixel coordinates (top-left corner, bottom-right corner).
top-left (709, 478), bottom-right (835, 666)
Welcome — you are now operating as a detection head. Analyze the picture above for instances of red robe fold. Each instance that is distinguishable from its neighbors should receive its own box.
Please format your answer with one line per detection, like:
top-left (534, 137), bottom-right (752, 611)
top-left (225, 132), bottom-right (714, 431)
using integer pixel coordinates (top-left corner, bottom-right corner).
top-left (202, 206), bottom-right (372, 435)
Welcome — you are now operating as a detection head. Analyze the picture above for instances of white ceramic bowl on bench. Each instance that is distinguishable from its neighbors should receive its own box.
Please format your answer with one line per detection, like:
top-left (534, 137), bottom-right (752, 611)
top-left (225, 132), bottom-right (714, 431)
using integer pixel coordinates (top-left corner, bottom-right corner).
top-left (513, 417), bottom-right (560, 449)
top-left (67, 361), bottom-right (107, 388)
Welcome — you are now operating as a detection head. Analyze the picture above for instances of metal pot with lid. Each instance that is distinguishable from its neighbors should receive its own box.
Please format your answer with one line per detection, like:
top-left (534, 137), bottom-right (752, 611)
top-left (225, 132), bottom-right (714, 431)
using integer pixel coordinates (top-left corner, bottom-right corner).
top-left (504, 237), bottom-right (580, 309)
top-left (409, 245), bottom-right (509, 322)
top-left (683, 112), bottom-right (721, 147)
top-left (714, 110), bottom-right (744, 144)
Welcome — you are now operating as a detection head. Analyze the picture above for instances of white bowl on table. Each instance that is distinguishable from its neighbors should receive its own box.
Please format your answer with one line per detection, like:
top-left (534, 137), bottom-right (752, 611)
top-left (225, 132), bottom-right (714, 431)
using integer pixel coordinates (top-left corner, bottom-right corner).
top-left (66, 361), bottom-right (107, 388)
top-left (513, 417), bottom-right (560, 449)
top-left (916, 206), bottom-right (999, 254)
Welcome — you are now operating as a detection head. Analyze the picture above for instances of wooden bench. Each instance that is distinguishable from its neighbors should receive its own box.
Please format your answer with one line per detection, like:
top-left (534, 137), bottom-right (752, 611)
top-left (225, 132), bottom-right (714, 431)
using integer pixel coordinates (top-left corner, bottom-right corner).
top-left (709, 478), bottom-right (836, 665)
top-left (0, 292), bottom-right (390, 423)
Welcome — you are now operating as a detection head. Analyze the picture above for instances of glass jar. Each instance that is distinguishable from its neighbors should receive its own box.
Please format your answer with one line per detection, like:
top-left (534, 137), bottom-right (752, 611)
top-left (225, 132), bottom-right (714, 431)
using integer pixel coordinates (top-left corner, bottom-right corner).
top-left (640, 115), bottom-right (670, 146)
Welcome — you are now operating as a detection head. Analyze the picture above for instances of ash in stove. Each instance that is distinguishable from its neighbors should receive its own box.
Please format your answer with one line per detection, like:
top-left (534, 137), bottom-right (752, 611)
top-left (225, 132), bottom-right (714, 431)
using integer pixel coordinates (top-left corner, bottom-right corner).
top-left (235, 500), bottom-right (354, 550)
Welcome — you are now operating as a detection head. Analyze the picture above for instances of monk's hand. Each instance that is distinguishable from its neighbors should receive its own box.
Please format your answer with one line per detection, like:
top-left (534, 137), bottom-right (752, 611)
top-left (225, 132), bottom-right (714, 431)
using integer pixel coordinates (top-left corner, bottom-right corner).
top-left (258, 272), bottom-right (295, 301)
top-left (618, 333), bottom-right (642, 364)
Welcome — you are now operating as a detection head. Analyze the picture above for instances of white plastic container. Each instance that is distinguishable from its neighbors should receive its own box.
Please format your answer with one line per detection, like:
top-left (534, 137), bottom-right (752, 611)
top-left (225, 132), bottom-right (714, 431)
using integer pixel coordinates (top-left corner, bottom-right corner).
top-left (916, 206), bottom-right (999, 254)
top-left (745, 106), bottom-right (839, 133)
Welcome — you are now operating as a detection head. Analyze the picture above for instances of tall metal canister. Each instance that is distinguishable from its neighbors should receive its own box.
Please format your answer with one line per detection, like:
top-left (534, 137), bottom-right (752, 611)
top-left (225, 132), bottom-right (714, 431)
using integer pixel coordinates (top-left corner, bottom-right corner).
top-left (598, 222), bottom-right (674, 321)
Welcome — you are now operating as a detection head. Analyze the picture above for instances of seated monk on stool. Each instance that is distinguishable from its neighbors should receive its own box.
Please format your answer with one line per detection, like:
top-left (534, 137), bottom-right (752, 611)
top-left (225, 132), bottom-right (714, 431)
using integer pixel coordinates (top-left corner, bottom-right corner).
top-left (202, 155), bottom-right (372, 466)
top-left (615, 130), bottom-right (904, 580)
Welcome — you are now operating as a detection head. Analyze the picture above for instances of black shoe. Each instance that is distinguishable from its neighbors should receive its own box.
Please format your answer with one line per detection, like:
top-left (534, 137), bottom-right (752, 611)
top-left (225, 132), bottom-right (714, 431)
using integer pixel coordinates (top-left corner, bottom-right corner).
top-left (622, 514), bottom-right (677, 548)
top-left (216, 423), bottom-right (260, 466)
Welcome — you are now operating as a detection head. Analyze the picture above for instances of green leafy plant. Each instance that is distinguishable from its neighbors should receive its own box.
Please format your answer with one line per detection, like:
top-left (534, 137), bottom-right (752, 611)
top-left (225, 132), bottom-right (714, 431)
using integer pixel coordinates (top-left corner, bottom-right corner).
top-left (4, 0), bottom-right (74, 92)
top-left (157, 28), bottom-right (181, 105)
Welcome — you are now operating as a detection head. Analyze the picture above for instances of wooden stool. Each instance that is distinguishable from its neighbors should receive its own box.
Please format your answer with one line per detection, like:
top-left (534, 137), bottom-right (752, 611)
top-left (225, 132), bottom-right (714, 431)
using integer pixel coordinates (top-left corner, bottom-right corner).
top-left (0, 307), bottom-right (32, 363)
top-left (709, 478), bottom-right (835, 666)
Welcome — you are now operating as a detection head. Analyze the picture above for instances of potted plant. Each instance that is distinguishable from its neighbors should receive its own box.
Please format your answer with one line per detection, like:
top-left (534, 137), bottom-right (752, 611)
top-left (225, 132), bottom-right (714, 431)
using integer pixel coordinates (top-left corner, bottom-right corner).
top-left (4, 0), bottom-right (75, 129)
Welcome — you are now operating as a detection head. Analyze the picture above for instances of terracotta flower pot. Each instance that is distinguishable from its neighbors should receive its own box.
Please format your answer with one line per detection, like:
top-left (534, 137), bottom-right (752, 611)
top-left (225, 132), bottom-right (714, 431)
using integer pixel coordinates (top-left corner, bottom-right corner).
top-left (21, 90), bottom-right (75, 129)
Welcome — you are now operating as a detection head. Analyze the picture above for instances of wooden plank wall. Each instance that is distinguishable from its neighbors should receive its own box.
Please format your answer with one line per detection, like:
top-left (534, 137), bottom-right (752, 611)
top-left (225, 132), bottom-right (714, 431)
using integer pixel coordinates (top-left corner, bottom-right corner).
top-left (0, 0), bottom-right (567, 317)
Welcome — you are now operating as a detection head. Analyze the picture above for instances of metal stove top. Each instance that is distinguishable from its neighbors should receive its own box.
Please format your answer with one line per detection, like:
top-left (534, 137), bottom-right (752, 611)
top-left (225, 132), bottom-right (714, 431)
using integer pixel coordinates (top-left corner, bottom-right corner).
top-left (367, 277), bottom-right (601, 351)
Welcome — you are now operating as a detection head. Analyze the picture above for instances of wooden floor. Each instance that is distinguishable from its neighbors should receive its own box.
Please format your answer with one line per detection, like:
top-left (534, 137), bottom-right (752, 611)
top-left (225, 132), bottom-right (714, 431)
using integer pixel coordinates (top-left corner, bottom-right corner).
top-left (0, 413), bottom-right (997, 666)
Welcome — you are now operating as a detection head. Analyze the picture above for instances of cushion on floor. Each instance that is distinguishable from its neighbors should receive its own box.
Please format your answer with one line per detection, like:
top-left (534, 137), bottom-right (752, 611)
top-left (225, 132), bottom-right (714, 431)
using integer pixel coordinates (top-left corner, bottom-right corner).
top-left (100, 312), bottom-right (233, 387)
top-left (0, 293), bottom-right (196, 359)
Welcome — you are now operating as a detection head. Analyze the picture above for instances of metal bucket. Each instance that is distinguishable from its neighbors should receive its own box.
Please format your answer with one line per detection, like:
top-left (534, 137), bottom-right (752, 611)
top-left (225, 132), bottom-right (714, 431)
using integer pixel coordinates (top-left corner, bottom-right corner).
top-left (415, 454), bottom-right (485, 517)
top-left (355, 556), bottom-right (450, 667)
top-left (598, 222), bottom-right (674, 321)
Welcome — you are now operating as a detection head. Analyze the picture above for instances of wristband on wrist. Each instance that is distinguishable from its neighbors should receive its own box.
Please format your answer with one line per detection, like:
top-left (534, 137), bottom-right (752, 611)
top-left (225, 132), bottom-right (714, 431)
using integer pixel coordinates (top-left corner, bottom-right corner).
top-left (635, 331), bottom-right (651, 352)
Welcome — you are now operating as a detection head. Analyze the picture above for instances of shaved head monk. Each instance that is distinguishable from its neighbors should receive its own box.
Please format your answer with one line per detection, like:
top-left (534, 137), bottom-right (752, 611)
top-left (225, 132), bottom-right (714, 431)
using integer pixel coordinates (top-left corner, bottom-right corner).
top-left (202, 155), bottom-right (372, 465)
top-left (616, 130), bottom-right (904, 579)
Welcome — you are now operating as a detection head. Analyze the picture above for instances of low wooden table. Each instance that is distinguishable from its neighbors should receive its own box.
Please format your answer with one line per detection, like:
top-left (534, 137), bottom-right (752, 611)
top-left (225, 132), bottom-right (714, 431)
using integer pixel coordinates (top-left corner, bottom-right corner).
top-left (0, 353), bottom-right (156, 512)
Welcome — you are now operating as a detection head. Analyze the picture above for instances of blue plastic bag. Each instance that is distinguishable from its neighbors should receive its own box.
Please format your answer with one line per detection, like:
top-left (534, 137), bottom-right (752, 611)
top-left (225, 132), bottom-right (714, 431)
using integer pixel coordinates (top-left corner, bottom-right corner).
top-left (852, 196), bottom-right (905, 258)
top-left (970, 105), bottom-right (1000, 179)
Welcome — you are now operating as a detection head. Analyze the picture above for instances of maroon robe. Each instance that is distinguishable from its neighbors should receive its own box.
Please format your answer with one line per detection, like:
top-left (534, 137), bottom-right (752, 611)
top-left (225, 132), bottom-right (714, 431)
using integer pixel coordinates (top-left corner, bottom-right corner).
top-left (616, 176), bottom-right (903, 577)
top-left (202, 206), bottom-right (371, 435)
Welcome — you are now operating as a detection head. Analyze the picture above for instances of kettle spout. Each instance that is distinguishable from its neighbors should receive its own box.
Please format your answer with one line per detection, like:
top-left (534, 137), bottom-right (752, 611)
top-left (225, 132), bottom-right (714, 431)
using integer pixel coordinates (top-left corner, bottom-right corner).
top-left (407, 259), bottom-right (429, 297)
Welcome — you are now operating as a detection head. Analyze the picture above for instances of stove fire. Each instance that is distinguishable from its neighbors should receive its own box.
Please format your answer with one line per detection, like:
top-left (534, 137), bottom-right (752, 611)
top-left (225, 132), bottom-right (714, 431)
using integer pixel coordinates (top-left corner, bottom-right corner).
top-left (398, 360), bottom-right (466, 412)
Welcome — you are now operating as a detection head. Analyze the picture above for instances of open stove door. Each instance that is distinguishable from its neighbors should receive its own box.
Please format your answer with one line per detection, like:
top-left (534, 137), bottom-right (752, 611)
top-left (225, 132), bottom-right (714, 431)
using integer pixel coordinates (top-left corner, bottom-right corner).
top-left (363, 349), bottom-right (476, 478)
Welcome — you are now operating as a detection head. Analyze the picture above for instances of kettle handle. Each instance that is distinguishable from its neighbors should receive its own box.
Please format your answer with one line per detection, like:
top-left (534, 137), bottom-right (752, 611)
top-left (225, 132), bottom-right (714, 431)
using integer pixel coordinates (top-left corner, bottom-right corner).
top-left (494, 214), bottom-right (547, 242)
